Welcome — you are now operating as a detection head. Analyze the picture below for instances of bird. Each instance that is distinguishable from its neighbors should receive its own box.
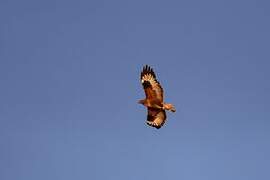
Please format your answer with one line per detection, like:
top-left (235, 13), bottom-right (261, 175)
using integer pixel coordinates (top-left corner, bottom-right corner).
top-left (138, 65), bottom-right (176, 129)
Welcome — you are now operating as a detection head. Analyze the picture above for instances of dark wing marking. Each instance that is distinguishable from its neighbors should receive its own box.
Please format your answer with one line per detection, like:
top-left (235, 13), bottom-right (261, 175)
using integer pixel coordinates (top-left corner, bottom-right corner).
top-left (146, 107), bottom-right (167, 129)
top-left (140, 65), bottom-right (164, 102)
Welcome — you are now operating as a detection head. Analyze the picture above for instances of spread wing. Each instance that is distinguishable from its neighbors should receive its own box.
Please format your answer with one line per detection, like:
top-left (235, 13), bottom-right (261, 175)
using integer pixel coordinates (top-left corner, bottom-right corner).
top-left (140, 65), bottom-right (163, 102)
top-left (146, 107), bottom-right (167, 129)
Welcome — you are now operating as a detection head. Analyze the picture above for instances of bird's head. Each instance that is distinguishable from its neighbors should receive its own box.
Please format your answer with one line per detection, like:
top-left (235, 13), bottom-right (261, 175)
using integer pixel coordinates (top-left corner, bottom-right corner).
top-left (163, 103), bottom-right (176, 112)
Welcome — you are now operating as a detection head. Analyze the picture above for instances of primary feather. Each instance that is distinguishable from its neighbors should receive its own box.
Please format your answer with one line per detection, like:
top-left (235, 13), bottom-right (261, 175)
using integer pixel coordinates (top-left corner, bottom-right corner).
top-left (140, 65), bottom-right (163, 102)
top-left (147, 107), bottom-right (166, 129)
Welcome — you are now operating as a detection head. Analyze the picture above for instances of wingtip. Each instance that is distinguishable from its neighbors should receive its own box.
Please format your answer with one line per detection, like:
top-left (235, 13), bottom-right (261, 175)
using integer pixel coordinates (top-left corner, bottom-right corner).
top-left (141, 65), bottom-right (156, 79)
top-left (146, 121), bottom-right (162, 129)
top-left (143, 64), bottom-right (152, 70)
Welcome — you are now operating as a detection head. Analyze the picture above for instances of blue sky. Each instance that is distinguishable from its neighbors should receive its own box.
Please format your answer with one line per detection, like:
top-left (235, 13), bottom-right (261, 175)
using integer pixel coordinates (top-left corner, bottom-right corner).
top-left (1, 0), bottom-right (270, 179)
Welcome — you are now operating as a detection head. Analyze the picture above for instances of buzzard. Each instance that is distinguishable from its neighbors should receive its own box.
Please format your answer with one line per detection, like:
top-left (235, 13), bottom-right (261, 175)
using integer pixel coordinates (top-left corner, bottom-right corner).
top-left (138, 65), bottom-right (176, 129)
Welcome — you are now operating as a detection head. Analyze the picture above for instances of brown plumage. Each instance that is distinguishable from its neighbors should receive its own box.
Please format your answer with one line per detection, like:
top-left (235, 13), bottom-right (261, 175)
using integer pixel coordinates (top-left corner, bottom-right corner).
top-left (138, 65), bottom-right (176, 129)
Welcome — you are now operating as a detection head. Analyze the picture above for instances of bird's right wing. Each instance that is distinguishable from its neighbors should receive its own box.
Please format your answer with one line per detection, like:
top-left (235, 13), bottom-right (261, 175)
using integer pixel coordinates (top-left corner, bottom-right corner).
top-left (146, 107), bottom-right (167, 129)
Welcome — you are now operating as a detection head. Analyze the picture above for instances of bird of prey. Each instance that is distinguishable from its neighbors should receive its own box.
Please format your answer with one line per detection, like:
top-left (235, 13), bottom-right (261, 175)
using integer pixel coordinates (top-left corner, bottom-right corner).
top-left (138, 65), bottom-right (176, 129)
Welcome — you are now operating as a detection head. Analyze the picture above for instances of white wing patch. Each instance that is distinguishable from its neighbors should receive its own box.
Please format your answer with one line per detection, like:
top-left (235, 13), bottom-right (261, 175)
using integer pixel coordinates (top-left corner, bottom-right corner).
top-left (146, 121), bottom-right (160, 127)
top-left (141, 73), bottom-right (158, 86)
top-left (146, 110), bottom-right (166, 129)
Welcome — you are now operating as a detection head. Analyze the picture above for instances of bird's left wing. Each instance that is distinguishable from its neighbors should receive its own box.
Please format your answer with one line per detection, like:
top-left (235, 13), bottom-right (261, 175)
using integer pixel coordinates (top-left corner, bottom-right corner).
top-left (140, 65), bottom-right (164, 102)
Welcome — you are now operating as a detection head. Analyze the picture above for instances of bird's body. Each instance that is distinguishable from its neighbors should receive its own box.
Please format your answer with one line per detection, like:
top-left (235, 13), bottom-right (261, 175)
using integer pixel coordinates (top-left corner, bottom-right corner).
top-left (138, 65), bottom-right (176, 129)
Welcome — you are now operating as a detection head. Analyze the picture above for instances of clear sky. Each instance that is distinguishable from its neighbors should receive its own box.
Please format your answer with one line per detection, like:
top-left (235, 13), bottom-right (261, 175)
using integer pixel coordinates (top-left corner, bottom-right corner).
top-left (1, 0), bottom-right (270, 179)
